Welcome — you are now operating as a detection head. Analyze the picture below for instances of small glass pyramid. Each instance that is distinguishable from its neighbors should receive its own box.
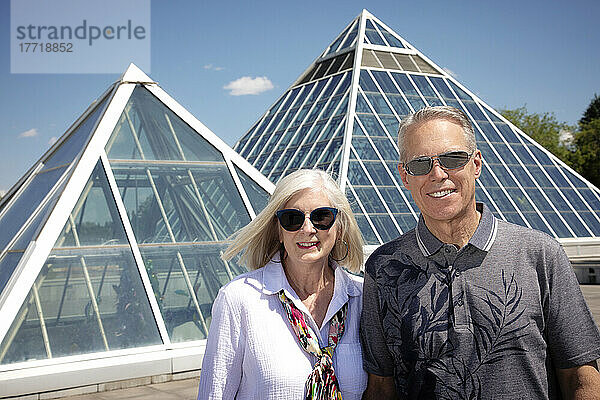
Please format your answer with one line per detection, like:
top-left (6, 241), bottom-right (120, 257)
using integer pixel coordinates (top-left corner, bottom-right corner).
top-left (0, 64), bottom-right (274, 379)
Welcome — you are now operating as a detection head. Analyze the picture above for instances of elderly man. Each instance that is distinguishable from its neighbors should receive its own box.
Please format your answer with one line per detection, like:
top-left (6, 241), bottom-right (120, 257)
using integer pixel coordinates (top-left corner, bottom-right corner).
top-left (360, 106), bottom-right (600, 399)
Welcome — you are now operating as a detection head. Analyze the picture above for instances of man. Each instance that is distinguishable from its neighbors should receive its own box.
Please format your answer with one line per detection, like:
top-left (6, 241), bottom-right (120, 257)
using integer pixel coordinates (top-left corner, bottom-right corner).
top-left (360, 106), bottom-right (600, 399)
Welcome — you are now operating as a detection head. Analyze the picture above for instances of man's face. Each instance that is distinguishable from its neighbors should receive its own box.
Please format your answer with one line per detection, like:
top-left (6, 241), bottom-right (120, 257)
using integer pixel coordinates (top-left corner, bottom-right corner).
top-left (398, 118), bottom-right (482, 226)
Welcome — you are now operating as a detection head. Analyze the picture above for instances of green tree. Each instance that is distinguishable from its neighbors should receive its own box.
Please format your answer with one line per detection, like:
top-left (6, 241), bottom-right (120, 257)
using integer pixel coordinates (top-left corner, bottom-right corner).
top-left (500, 106), bottom-right (574, 163)
top-left (572, 100), bottom-right (600, 188)
top-left (579, 94), bottom-right (600, 126)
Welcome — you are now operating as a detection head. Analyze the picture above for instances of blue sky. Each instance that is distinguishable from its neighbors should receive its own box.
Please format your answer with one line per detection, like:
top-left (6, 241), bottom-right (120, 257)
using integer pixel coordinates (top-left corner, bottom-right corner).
top-left (1, 0), bottom-right (599, 194)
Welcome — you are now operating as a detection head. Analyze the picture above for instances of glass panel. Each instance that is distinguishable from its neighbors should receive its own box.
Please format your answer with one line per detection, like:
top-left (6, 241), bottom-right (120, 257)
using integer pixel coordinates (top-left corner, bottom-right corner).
top-left (364, 163), bottom-right (394, 186)
top-left (371, 71), bottom-right (399, 94)
top-left (339, 23), bottom-right (358, 51)
top-left (356, 93), bottom-right (372, 113)
top-left (544, 166), bottom-right (570, 188)
top-left (355, 214), bottom-right (379, 245)
top-left (390, 73), bottom-right (419, 96)
top-left (0, 252), bottom-right (24, 299)
top-left (359, 70), bottom-right (379, 92)
top-left (561, 189), bottom-right (588, 211)
top-left (139, 243), bottom-right (245, 342)
top-left (55, 164), bottom-right (128, 248)
top-left (365, 29), bottom-right (386, 46)
top-left (355, 187), bottom-right (386, 213)
top-left (493, 143), bottom-right (519, 165)
top-left (405, 96), bottom-right (426, 112)
top-left (494, 123), bottom-right (521, 144)
top-left (510, 165), bottom-right (535, 188)
top-left (380, 187), bottom-right (410, 213)
top-left (491, 165), bottom-right (517, 187)
top-left (0, 161), bottom-right (162, 365)
top-left (528, 166), bottom-right (553, 188)
top-left (542, 213), bottom-right (572, 238)
top-left (448, 81), bottom-right (472, 101)
top-left (579, 212), bottom-right (600, 236)
top-left (478, 168), bottom-right (499, 188)
top-left (106, 87), bottom-right (222, 162)
top-left (429, 77), bottom-right (455, 100)
top-left (353, 138), bottom-right (379, 160)
top-left (365, 93), bottom-right (393, 115)
top-left (522, 212), bottom-right (552, 235)
top-left (578, 189), bottom-right (600, 211)
top-left (386, 95), bottom-right (411, 116)
top-left (477, 141), bottom-right (501, 164)
top-left (371, 215), bottom-right (400, 243)
top-left (506, 188), bottom-right (535, 212)
top-left (394, 214), bottom-right (416, 233)
top-left (347, 161), bottom-right (370, 186)
top-left (562, 168), bottom-right (588, 188)
top-left (525, 188), bottom-right (553, 212)
top-left (370, 137), bottom-right (398, 161)
top-left (358, 114), bottom-right (387, 137)
top-left (234, 166), bottom-right (270, 215)
top-left (486, 188), bottom-right (517, 212)
top-left (112, 163), bottom-right (250, 243)
top-left (411, 76), bottom-right (436, 97)
top-left (509, 144), bottom-right (536, 165)
top-left (0, 166), bottom-right (67, 253)
top-left (561, 212), bottom-right (591, 237)
top-left (43, 95), bottom-right (109, 171)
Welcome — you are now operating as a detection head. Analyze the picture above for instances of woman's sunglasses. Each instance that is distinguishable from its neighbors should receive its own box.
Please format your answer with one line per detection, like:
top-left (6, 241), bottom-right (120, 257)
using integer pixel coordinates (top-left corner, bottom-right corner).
top-left (402, 150), bottom-right (473, 176)
top-left (275, 207), bottom-right (338, 232)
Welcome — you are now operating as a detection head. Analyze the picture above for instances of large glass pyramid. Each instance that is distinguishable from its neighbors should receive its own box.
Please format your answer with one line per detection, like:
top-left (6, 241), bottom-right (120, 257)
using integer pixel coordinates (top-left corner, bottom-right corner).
top-left (0, 64), bottom-right (273, 396)
top-left (235, 9), bottom-right (600, 245)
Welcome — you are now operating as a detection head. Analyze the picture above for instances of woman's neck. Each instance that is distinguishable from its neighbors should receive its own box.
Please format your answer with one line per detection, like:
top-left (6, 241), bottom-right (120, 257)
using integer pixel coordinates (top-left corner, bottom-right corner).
top-left (283, 257), bottom-right (335, 328)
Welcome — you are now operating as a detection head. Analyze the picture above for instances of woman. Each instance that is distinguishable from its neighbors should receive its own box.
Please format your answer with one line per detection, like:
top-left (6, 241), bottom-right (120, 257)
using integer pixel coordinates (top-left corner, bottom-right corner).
top-left (197, 169), bottom-right (366, 400)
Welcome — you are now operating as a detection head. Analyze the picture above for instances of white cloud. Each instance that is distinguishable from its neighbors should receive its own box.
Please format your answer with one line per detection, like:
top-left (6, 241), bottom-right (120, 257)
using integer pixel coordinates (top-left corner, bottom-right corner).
top-left (442, 68), bottom-right (458, 79)
top-left (18, 128), bottom-right (38, 138)
top-left (224, 76), bottom-right (274, 96)
top-left (204, 64), bottom-right (225, 71)
top-left (48, 136), bottom-right (58, 145)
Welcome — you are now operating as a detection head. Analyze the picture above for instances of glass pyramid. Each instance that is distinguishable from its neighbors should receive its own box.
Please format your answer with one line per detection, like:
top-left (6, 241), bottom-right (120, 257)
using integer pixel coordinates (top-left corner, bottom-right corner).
top-left (236, 9), bottom-right (600, 244)
top-left (0, 64), bottom-right (273, 396)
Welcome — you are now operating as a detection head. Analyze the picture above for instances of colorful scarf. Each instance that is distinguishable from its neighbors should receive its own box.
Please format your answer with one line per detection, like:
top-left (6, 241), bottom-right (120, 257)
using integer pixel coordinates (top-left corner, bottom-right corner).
top-left (278, 290), bottom-right (348, 400)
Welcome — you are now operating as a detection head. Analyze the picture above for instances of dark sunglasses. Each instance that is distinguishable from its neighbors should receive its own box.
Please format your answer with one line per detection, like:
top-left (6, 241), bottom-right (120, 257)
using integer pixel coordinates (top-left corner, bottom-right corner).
top-left (402, 150), bottom-right (473, 176)
top-left (275, 207), bottom-right (339, 232)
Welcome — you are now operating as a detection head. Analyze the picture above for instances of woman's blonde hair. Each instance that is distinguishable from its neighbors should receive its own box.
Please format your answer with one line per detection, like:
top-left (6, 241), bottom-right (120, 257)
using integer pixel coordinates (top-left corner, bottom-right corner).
top-left (221, 169), bottom-right (364, 273)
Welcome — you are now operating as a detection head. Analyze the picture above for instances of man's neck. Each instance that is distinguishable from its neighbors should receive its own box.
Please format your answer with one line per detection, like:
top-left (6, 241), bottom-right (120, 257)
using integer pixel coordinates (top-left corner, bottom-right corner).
top-left (423, 207), bottom-right (481, 249)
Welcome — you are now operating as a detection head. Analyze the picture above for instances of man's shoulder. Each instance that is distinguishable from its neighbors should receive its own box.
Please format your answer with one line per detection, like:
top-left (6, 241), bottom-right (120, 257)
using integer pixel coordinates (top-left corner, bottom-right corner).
top-left (495, 219), bottom-right (562, 253)
top-left (365, 229), bottom-right (421, 275)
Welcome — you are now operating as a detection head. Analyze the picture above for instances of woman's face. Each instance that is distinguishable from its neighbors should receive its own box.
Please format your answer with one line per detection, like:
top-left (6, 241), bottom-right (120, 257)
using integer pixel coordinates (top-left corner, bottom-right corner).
top-left (278, 188), bottom-right (338, 269)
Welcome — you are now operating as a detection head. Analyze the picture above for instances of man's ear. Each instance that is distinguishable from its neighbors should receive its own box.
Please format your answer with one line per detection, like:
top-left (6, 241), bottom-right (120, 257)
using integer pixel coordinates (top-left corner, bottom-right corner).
top-left (473, 150), bottom-right (483, 179)
top-left (397, 163), bottom-right (410, 189)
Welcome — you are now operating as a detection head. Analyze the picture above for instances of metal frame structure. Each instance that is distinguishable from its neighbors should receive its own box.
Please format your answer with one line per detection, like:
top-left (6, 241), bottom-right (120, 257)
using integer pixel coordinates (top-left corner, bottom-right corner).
top-left (0, 64), bottom-right (274, 397)
top-left (235, 9), bottom-right (600, 249)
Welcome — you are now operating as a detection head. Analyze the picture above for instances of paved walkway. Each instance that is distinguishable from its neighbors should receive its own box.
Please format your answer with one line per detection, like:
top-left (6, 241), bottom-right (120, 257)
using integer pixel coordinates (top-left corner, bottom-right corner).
top-left (35, 285), bottom-right (600, 400)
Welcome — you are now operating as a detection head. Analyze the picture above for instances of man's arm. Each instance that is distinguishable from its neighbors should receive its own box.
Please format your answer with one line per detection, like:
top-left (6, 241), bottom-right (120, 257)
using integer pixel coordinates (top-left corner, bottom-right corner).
top-left (362, 373), bottom-right (399, 400)
top-left (556, 361), bottom-right (600, 399)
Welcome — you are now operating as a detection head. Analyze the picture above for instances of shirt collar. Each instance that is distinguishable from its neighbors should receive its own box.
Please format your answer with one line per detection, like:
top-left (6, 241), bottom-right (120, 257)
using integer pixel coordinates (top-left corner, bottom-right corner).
top-left (261, 253), bottom-right (361, 300)
top-left (416, 202), bottom-right (497, 257)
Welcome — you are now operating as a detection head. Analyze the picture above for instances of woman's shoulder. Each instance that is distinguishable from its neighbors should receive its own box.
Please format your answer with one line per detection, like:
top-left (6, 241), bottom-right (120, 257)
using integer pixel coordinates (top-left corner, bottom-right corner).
top-left (217, 267), bottom-right (265, 302)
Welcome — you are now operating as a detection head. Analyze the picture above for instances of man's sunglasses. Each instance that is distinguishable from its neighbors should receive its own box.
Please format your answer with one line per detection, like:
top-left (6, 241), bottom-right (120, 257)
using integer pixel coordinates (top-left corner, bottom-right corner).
top-left (402, 150), bottom-right (473, 176)
top-left (275, 207), bottom-right (338, 232)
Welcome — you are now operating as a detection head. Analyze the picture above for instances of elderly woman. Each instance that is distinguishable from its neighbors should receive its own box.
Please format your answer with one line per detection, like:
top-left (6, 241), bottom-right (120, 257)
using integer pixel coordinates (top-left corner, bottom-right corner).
top-left (197, 169), bottom-right (366, 400)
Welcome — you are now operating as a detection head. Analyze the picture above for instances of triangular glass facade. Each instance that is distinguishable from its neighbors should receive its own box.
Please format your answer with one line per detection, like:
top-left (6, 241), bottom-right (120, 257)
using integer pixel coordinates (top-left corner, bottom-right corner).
top-left (236, 10), bottom-right (600, 243)
top-left (0, 161), bottom-right (161, 364)
top-left (0, 65), bottom-right (273, 385)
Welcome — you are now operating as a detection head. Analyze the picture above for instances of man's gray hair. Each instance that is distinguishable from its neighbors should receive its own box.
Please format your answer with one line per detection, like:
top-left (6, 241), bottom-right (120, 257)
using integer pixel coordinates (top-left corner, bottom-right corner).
top-left (397, 106), bottom-right (477, 162)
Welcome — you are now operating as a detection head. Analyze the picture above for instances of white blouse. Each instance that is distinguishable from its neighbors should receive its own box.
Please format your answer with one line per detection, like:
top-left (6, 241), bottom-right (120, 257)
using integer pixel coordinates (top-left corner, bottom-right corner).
top-left (197, 257), bottom-right (367, 400)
